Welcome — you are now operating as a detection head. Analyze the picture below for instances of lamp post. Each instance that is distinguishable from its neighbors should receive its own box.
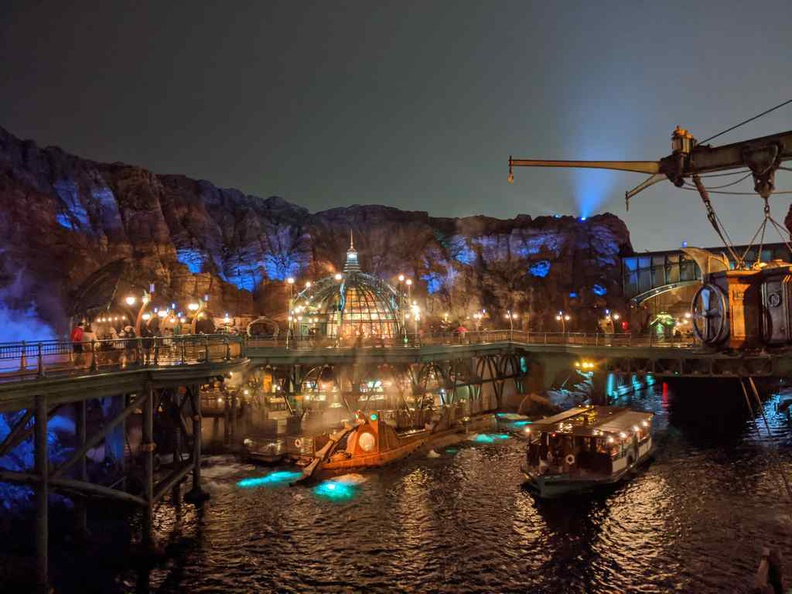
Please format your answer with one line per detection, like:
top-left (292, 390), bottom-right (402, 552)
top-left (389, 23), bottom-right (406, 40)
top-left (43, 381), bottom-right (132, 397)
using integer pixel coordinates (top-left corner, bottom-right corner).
top-left (504, 310), bottom-right (518, 340)
top-left (410, 302), bottom-right (420, 344)
top-left (286, 277), bottom-right (295, 347)
top-left (397, 274), bottom-right (405, 336)
top-left (131, 291), bottom-right (152, 336)
top-left (555, 311), bottom-right (571, 335)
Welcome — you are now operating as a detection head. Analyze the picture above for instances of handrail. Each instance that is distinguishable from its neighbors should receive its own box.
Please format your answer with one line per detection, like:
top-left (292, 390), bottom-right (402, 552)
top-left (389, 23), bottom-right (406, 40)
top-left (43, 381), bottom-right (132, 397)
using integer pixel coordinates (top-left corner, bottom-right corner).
top-left (0, 334), bottom-right (245, 382)
top-left (244, 330), bottom-right (699, 350)
top-left (0, 329), bottom-right (700, 383)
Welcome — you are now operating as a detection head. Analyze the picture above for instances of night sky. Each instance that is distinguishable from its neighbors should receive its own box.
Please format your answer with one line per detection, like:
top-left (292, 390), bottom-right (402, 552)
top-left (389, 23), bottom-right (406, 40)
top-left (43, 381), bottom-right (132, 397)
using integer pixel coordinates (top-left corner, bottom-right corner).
top-left (1, 1), bottom-right (790, 251)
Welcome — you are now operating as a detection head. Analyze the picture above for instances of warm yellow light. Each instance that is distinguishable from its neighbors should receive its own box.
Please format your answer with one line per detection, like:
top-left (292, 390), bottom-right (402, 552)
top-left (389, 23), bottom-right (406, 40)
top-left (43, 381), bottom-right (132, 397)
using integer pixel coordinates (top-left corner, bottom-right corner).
top-left (188, 302), bottom-right (200, 311)
top-left (406, 279), bottom-right (412, 286)
top-left (398, 274), bottom-right (405, 282)
top-left (607, 436), bottom-right (615, 444)
top-left (555, 315), bottom-right (562, 321)
top-left (619, 432), bottom-right (627, 439)
top-left (305, 281), bottom-right (312, 289)
top-left (287, 277), bottom-right (295, 285)
top-left (125, 296), bottom-right (136, 306)
top-left (334, 273), bottom-right (343, 281)
top-left (157, 310), bottom-right (167, 318)
top-left (564, 315), bottom-right (570, 321)
top-left (142, 313), bottom-right (151, 321)
top-left (613, 313), bottom-right (620, 320)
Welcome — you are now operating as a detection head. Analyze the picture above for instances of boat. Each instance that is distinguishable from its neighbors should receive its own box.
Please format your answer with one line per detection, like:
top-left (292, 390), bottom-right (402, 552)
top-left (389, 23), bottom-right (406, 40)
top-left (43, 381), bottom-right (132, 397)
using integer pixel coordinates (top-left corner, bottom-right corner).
top-left (294, 409), bottom-right (494, 483)
top-left (521, 405), bottom-right (654, 498)
top-left (241, 436), bottom-right (286, 464)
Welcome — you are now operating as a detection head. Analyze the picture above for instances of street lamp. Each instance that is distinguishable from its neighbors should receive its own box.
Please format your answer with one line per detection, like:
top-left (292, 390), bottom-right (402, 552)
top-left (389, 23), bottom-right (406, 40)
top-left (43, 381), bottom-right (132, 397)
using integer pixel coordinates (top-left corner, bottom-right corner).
top-left (504, 310), bottom-right (518, 339)
top-left (396, 274), bottom-right (406, 336)
top-left (132, 291), bottom-right (152, 335)
top-left (555, 311), bottom-right (571, 334)
top-left (286, 277), bottom-right (295, 346)
top-left (410, 301), bottom-right (421, 343)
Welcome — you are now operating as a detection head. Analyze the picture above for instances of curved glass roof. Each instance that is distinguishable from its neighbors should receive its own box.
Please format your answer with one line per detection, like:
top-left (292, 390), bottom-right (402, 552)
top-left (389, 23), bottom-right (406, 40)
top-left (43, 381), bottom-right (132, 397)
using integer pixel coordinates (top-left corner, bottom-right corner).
top-left (292, 236), bottom-right (403, 339)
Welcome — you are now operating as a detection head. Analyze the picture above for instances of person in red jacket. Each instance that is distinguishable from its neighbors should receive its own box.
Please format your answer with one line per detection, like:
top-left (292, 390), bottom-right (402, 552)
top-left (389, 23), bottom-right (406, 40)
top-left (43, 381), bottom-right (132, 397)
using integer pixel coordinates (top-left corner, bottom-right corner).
top-left (71, 322), bottom-right (84, 365)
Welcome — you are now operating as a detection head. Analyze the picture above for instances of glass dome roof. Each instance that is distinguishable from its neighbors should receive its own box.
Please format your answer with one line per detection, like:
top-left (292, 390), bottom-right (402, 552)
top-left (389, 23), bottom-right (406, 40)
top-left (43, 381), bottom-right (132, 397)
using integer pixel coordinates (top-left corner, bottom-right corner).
top-left (292, 235), bottom-right (403, 339)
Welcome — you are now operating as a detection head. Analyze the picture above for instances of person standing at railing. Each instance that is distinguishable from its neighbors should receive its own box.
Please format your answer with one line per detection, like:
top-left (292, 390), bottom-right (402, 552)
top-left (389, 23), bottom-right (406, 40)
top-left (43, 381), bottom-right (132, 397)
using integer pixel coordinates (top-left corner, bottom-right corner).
top-left (71, 322), bottom-right (84, 366)
top-left (140, 323), bottom-right (154, 365)
top-left (82, 324), bottom-right (97, 367)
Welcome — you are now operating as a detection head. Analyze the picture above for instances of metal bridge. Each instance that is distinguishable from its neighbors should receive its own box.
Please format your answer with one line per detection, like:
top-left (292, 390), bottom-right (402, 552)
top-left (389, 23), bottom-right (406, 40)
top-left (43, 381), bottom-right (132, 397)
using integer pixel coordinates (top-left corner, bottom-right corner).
top-left (1, 331), bottom-right (790, 592)
top-left (622, 242), bottom-right (789, 303)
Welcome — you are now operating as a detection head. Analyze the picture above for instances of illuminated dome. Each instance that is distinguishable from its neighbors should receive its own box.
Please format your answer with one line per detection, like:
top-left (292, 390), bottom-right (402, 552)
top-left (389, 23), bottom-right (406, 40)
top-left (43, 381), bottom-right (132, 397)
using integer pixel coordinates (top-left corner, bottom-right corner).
top-left (293, 234), bottom-right (403, 340)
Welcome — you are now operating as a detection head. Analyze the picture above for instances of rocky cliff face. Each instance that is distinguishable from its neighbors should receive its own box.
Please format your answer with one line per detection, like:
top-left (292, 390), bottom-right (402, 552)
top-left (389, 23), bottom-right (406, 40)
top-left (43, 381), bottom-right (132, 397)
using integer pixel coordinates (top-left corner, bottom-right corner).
top-left (0, 126), bottom-right (636, 337)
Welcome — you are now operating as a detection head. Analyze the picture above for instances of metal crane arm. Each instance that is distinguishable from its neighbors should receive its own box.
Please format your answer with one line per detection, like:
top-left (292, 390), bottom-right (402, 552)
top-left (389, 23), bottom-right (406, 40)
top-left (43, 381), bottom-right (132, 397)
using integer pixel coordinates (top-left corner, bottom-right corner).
top-left (508, 158), bottom-right (661, 174)
top-left (509, 129), bottom-right (792, 200)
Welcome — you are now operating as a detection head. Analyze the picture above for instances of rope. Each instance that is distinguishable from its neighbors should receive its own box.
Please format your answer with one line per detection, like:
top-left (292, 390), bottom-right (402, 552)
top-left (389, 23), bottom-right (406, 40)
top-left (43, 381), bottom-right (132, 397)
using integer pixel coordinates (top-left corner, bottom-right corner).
top-left (699, 98), bottom-right (792, 144)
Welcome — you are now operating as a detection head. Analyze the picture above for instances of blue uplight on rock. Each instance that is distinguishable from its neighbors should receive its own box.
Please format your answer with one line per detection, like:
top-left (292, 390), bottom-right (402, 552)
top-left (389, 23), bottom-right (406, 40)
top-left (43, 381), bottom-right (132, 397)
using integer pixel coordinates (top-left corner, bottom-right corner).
top-left (177, 248), bottom-right (204, 274)
top-left (592, 284), bottom-right (607, 296)
top-left (529, 260), bottom-right (551, 278)
top-left (421, 272), bottom-right (443, 294)
top-left (237, 470), bottom-right (303, 488)
top-left (569, 292), bottom-right (578, 298)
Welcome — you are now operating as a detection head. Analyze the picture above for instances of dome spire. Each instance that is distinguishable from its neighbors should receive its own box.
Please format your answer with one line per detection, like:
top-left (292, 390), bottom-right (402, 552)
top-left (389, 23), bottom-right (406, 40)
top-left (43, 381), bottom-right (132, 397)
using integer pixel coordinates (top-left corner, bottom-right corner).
top-left (344, 228), bottom-right (361, 272)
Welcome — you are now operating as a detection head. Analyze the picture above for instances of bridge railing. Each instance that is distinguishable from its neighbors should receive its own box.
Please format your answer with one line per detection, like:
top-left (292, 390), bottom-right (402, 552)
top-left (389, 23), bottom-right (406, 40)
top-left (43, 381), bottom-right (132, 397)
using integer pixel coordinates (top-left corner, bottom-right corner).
top-left (245, 330), bottom-right (698, 350)
top-left (0, 334), bottom-right (244, 381)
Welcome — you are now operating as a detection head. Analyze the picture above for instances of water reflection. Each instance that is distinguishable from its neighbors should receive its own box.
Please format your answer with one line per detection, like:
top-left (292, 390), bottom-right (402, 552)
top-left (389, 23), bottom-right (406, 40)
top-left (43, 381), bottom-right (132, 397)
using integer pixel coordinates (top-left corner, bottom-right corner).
top-left (35, 384), bottom-right (792, 592)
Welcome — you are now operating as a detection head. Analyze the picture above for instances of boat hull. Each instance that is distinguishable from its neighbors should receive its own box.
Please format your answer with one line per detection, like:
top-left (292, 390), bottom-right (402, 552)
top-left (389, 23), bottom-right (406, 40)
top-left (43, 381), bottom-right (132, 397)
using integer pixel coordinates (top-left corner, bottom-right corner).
top-left (308, 414), bottom-right (496, 479)
top-left (523, 447), bottom-right (654, 498)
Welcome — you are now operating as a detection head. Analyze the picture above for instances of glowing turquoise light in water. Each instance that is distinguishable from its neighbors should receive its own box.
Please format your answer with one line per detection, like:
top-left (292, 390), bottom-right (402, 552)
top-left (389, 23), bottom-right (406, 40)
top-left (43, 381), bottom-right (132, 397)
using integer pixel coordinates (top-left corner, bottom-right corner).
top-left (237, 470), bottom-right (303, 488)
top-left (314, 480), bottom-right (358, 501)
top-left (471, 433), bottom-right (510, 443)
top-left (510, 420), bottom-right (531, 427)
top-left (370, 413), bottom-right (378, 421)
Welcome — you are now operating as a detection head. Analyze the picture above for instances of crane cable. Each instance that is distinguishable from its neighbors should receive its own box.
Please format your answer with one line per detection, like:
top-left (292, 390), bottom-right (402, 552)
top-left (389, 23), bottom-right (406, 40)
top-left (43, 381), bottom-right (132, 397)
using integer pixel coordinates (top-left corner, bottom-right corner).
top-left (699, 98), bottom-right (792, 144)
top-left (692, 174), bottom-right (743, 264)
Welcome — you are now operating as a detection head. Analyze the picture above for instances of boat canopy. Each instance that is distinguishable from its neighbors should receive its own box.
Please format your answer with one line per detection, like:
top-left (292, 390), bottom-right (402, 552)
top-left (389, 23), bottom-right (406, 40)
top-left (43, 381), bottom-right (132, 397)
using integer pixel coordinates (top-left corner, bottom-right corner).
top-left (530, 406), bottom-right (652, 437)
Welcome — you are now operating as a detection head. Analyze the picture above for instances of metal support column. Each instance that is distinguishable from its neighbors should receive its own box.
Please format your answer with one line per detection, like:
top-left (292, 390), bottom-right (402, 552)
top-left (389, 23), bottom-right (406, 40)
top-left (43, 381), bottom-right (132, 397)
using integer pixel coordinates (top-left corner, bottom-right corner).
top-left (171, 391), bottom-right (182, 505)
top-left (185, 385), bottom-right (209, 503)
top-left (34, 394), bottom-right (49, 593)
top-left (142, 388), bottom-right (155, 547)
top-left (74, 399), bottom-right (88, 536)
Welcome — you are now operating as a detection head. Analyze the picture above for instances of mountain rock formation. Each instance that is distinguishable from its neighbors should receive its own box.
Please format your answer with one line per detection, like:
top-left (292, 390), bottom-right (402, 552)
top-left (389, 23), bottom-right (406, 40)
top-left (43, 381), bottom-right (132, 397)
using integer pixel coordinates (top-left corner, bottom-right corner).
top-left (0, 126), bottom-right (638, 337)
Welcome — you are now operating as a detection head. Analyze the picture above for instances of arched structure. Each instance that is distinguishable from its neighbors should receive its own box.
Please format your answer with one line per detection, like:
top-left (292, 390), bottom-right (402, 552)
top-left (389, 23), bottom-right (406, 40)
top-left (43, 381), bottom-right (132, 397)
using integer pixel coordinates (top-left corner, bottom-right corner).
top-left (292, 234), bottom-right (403, 340)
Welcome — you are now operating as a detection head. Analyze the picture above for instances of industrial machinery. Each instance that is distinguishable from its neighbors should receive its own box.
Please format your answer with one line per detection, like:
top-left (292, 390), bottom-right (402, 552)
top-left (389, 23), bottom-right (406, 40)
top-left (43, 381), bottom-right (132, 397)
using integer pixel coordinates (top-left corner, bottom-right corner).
top-left (508, 102), bottom-right (792, 350)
